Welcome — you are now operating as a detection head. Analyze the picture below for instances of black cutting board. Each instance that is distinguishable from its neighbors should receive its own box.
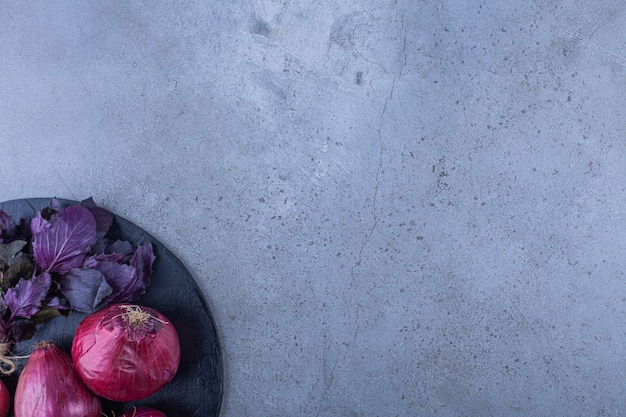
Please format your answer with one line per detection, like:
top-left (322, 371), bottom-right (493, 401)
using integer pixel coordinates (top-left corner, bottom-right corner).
top-left (0, 198), bottom-right (223, 417)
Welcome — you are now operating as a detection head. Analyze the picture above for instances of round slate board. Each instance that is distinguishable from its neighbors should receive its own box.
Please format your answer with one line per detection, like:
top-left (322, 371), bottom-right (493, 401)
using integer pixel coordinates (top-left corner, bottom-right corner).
top-left (0, 198), bottom-right (223, 417)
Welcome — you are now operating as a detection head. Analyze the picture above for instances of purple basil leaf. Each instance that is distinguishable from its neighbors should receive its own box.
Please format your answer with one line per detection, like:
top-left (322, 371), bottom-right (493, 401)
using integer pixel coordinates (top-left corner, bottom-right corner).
top-left (0, 240), bottom-right (26, 262)
top-left (29, 211), bottom-right (49, 237)
top-left (5, 272), bottom-right (52, 320)
top-left (90, 209), bottom-right (112, 238)
top-left (0, 318), bottom-right (9, 343)
top-left (44, 295), bottom-right (68, 310)
top-left (79, 198), bottom-right (94, 207)
top-left (105, 239), bottom-right (135, 256)
top-left (12, 319), bottom-right (36, 343)
top-left (4, 252), bottom-right (35, 289)
top-left (12, 218), bottom-right (32, 243)
top-left (31, 296), bottom-right (70, 322)
top-left (82, 253), bottom-right (128, 271)
top-left (49, 198), bottom-right (63, 211)
top-left (79, 197), bottom-right (97, 209)
top-left (94, 261), bottom-right (138, 304)
top-left (81, 198), bottom-right (113, 240)
top-left (95, 252), bottom-right (128, 263)
top-left (58, 268), bottom-right (113, 313)
top-left (31, 307), bottom-right (63, 324)
top-left (0, 211), bottom-right (15, 243)
top-left (0, 293), bottom-right (6, 317)
top-left (81, 255), bottom-right (98, 269)
top-left (127, 242), bottom-right (155, 299)
top-left (81, 198), bottom-right (114, 254)
top-left (31, 205), bottom-right (97, 274)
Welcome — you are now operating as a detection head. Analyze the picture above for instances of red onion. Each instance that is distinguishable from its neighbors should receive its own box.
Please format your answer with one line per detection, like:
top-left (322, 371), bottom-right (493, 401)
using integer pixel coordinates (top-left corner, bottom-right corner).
top-left (14, 341), bottom-right (101, 417)
top-left (71, 303), bottom-right (180, 401)
top-left (120, 406), bottom-right (167, 417)
top-left (0, 378), bottom-right (9, 417)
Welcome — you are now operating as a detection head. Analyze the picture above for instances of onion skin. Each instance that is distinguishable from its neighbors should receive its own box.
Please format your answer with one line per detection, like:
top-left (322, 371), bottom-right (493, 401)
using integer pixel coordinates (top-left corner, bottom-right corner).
top-left (14, 341), bottom-right (101, 417)
top-left (120, 406), bottom-right (167, 417)
top-left (0, 378), bottom-right (9, 417)
top-left (71, 303), bottom-right (180, 402)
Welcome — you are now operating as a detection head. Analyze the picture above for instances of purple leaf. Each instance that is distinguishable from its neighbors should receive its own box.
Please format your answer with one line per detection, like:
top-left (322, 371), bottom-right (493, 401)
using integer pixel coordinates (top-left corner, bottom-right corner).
top-left (29, 211), bottom-right (49, 237)
top-left (12, 319), bottom-right (36, 343)
top-left (49, 198), bottom-right (63, 211)
top-left (105, 239), bottom-right (135, 256)
top-left (0, 319), bottom-right (9, 343)
top-left (0, 211), bottom-right (15, 243)
top-left (31, 205), bottom-right (97, 274)
top-left (58, 268), bottom-right (113, 313)
top-left (0, 294), bottom-right (6, 317)
top-left (83, 252), bottom-right (128, 268)
top-left (89, 208), bottom-right (112, 238)
top-left (128, 242), bottom-right (155, 300)
top-left (30, 295), bottom-right (70, 323)
top-left (81, 198), bottom-right (113, 240)
top-left (44, 295), bottom-right (68, 310)
top-left (95, 261), bottom-right (138, 304)
top-left (5, 272), bottom-right (52, 319)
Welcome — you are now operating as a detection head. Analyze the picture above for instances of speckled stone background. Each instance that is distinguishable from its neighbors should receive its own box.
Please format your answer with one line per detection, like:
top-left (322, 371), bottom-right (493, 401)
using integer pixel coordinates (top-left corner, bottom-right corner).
top-left (1, 1), bottom-right (625, 416)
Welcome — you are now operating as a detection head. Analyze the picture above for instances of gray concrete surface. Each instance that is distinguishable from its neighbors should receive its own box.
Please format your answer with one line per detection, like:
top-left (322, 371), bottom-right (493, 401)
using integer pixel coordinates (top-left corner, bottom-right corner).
top-left (1, 1), bottom-right (625, 416)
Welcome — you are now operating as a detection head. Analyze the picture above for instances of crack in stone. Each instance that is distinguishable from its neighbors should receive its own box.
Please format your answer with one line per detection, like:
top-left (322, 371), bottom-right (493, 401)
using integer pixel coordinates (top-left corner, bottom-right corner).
top-left (315, 17), bottom-right (407, 417)
top-left (354, 14), bottom-right (406, 271)
top-left (567, 29), bottom-right (626, 66)
top-left (314, 81), bottom-right (394, 417)
top-left (315, 304), bottom-right (361, 417)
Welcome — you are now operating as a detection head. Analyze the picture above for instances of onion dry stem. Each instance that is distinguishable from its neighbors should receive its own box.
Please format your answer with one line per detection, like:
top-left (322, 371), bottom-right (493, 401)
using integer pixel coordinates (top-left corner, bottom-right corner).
top-left (117, 305), bottom-right (168, 327)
